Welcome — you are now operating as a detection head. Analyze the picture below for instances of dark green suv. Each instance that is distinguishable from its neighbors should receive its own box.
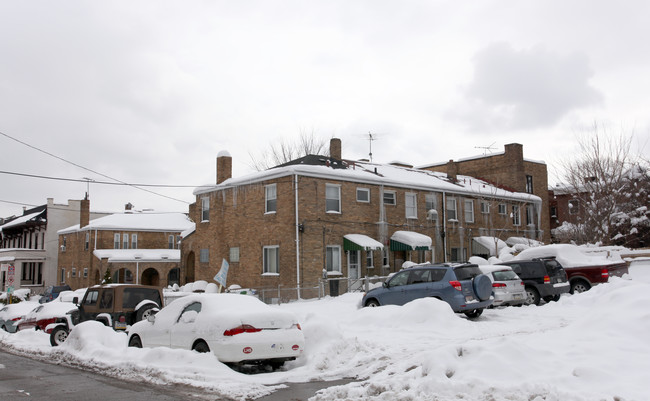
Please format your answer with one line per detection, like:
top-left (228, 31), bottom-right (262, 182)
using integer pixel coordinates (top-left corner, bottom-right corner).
top-left (498, 258), bottom-right (570, 305)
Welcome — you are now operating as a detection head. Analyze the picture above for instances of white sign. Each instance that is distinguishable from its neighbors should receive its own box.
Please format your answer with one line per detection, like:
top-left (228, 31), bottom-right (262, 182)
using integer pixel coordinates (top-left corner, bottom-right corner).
top-left (213, 259), bottom-right (229, 289)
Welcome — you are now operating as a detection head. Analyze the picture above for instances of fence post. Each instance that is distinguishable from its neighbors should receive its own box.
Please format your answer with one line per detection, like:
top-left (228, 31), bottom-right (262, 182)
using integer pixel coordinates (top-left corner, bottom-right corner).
top-left (364, 276), bottom-right (369, 292)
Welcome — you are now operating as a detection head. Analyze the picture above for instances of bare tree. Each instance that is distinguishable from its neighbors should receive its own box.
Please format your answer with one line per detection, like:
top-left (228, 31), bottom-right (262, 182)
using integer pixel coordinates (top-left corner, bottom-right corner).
top-left (249, 128), bottom-right (330, 171)
top-left (557, 123), bottom-right (648, 245)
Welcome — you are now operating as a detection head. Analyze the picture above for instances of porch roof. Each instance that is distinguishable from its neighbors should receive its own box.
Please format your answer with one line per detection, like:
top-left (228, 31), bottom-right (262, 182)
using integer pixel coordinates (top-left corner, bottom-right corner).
top-left (343, 234), bottom-right (384, 251)
top-left (389, 231), bottom-right (432, 251)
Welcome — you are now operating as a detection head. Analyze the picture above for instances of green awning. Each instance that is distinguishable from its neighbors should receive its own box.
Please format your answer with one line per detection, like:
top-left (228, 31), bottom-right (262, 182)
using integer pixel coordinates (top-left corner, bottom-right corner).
top-left (389, 231), bottom-right (432, 251)
top-left (343, 234), bottom-right (384, 251)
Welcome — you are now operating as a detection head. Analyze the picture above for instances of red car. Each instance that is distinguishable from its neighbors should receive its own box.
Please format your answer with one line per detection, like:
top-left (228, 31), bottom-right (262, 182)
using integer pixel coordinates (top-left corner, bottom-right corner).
top-left (17, 300), bottom-right (78, 333)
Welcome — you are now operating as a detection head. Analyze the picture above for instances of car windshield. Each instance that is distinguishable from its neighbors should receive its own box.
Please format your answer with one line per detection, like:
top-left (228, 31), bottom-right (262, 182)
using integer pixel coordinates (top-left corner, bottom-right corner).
top-left (453, 265), bottom-right (482, 280)
top-left (492, 270), bottom-right (519, 281)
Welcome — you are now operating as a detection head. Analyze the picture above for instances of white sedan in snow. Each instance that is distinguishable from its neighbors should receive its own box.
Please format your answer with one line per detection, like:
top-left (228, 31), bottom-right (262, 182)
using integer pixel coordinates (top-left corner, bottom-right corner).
top-left (127, 293), bottom-right (304, 367)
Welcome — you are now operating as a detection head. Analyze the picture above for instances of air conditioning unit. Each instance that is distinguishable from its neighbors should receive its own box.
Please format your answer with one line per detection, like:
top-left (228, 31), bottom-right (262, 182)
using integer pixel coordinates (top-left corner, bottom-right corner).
top-left (60, 245), bottom-right (66, 251)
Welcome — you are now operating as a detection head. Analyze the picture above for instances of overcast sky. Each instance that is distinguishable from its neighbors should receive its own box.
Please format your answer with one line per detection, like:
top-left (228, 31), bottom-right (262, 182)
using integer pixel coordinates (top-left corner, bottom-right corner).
top-left (1, 1), bottom-right (648, 218)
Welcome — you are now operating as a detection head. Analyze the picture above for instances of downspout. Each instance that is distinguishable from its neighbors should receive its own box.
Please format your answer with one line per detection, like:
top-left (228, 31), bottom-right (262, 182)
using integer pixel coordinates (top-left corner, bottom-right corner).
top-left (294, 174), bottom-right (301, 299)
top-left (442, 192), bottom-right (448, 263)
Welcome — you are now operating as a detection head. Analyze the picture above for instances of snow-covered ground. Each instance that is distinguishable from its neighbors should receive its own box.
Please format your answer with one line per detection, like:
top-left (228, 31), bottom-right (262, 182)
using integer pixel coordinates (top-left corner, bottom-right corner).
top-left (2, 260), bottom-right (650, 401)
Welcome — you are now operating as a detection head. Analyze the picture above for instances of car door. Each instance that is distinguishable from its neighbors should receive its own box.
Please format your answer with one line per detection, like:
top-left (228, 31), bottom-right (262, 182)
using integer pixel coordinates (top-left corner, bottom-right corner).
top-left (170, 301), bottom-right (202, 350)
top-left (379, 270), bottom-right (411, 305)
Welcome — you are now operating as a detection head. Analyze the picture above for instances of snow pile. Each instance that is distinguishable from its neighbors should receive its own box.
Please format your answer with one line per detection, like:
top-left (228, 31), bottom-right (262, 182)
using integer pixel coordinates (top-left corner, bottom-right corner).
top-left (1, 262), bottom-right (649, 400)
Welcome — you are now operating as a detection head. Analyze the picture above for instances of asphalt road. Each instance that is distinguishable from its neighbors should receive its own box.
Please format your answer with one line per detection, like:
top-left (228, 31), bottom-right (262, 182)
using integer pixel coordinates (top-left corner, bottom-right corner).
top-left (0, 350), bottom-right (353, 401)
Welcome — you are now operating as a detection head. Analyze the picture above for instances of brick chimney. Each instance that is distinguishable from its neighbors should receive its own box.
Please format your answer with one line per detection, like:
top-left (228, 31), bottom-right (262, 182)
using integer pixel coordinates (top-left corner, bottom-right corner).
top-left (80, 198), bottom-right (90, 228)
top-left (446, 160), bottom-right (458, 182)
top-left (330, 138), bottom-right (341, 160)
top-left (216, 150), bottom-right (232, 184)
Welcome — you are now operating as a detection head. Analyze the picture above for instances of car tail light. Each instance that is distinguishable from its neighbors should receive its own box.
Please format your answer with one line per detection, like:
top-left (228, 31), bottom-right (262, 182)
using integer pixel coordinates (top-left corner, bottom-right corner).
top-left (449, 281), bottom-right (462, 291)
top-left (292, 323), bottom-right (302, 330)
top-left (492, 283), bottom-right (506, 288)
top-left (520, 282), bottom-right (525, 286)
top-left (601, 269), bottom-right (609, 279)
top-left (544, 275), bottom-right (550, 283)
top-left (11, 317), bottom-right (22, 321)
top-left (224, 324), bottom-right (262, 336)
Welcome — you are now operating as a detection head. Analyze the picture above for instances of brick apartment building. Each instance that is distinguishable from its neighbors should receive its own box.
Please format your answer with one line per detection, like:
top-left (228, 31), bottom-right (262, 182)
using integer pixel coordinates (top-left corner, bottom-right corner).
top-left (57, 201), bottom-right (194, 289)
top-left (181, 139), bottom-right (542, 300)
top-left (1, 198), bottom-right (110, 294)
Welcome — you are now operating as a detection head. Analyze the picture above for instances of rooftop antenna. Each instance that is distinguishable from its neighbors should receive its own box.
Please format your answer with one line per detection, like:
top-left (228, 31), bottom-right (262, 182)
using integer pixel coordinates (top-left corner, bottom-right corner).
top-left (368, 132), bottom-right (378, 162)
top-left (475, 142), bottom-right (497, 155)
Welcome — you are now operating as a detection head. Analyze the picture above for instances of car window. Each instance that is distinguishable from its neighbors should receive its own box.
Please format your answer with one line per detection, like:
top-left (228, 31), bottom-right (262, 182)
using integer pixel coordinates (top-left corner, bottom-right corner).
top-left (492, 270), bottom-right (519, 281)
top-left (99, 289), bottom-right (114, 309)
top-left (388, 271), bottom-right (410, 287)
top-left (177, 302), bottom-right (202, 323)
top-left (408, 269), bottom-right (446, 284)
top-left (83, 290), bottom-right (99, 306)
top-left (453, 265), bottom-right (482, 280)
top-left (543, 259), bottom-right (563, 275)
top-left (122, 288), bottom-right (162, 309)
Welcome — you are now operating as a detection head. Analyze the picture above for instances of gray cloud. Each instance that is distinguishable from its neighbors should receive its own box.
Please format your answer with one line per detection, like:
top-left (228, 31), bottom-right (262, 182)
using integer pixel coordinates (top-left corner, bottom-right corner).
top-left (450, 43), bottom-right (603, 131)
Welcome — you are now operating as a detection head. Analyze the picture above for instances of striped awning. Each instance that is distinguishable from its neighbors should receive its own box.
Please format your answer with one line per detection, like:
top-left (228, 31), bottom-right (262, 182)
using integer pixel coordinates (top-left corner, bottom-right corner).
top-left (389, 231), bottom-right (432, 251)
top-left (343, 234), bottom-right (384, 251)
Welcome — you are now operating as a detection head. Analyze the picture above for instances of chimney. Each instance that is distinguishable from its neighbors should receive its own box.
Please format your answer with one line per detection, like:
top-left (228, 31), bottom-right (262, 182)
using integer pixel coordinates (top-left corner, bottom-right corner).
top-left (125, 202), bottom-right (133, 212)
top-left (446, 160), bottom-right (458, 182)
top-left (216, 150), bottom-right (232, 184)
top-left (80, 198), bottom-right (90, 228)
top-left (330, 138), bottom-right (341, 160)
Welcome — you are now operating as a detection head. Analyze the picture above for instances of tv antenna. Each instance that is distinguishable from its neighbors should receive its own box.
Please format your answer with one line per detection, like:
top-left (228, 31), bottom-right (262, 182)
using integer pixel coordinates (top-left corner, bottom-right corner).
top-left (475, 142), bottom-right (497, 155)
top-left (367, 132), bottom-right (379, 162)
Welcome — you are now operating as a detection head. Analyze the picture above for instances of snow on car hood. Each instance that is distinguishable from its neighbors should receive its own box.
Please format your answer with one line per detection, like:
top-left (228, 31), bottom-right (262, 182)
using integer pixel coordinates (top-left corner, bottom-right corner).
top-left (515, 244), bottom-right (624, 268)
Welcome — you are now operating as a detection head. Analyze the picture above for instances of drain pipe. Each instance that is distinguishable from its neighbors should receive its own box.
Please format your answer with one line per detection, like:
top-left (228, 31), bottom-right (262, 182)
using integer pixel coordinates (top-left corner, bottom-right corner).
top-left (294, 174), bottom-right (301, 299)
top-left (442, 192), bottom-right (448, 263)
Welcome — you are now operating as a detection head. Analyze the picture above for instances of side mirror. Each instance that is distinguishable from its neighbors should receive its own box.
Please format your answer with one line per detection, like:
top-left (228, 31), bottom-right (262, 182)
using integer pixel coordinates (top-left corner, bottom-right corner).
top-left (72, 296), bottom-right (79, 305)
top-left (382, 282), bottom-right (388, 288)
top-left (147, 314), bottom-right (156, 323)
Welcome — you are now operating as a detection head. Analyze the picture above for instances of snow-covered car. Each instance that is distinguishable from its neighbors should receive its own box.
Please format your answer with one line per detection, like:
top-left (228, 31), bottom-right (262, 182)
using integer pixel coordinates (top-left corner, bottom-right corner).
top-left (498, 258), bottom-right (570, 305)
top-left (127, 293), bottom-right (305, 367)
top-left (0, 301), bottom-right (40, 333)
top-left (39, 285), bottom-right (72, 303)
top-left (17, 299), bottom-right (79, 332)
top-left (361, 263), bottom-right (493, 318)
top-left (478, 265), bottom-right (526, 307)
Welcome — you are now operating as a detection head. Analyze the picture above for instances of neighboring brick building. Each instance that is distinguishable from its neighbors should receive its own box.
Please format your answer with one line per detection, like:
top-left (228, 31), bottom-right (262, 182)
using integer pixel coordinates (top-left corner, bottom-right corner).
top-left (57, 202), bottom-right (194, 289)
top-left (1, 198), bottom-right (110, 294)
top-left (182, 140), bottom-right (542, 301)
top-left (419, 143), bottom-right (550, 243)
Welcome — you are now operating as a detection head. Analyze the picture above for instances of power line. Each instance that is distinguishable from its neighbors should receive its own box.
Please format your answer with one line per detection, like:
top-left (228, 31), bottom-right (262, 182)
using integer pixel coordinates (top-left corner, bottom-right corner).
top-left (0, 170), bottom-right (211, 188)
top-left (0, 130), bottom-right (190, 204)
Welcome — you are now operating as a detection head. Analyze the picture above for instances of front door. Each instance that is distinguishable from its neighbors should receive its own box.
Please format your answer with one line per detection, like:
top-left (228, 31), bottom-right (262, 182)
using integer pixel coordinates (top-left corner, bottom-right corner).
top-left (348, 251), bottom-right (362, 290)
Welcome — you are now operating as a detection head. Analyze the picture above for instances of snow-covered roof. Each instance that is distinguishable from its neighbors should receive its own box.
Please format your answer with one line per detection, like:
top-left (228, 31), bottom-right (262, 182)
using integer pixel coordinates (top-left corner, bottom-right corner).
top-left (343, 234), bottom-right (384, 250)
top-left (194, 160), bottom-right (541, 204)
top-left (515, 244), bottom-right (623, 268)
top-left (505, 237), bottom-right (543, 247)
top-left (417, 151), bottom-right (546, 169)
top-left (473, 236), bottom-right (508, 256)
top-left (390, 231), bottom-right (432, 249)
top-left (58, 212), bottom-right (193, 234)
top-left (93, 249), bottom-right (180, 263)
top-left (0, 210), bottom-right (46, 232)
top-left (180, 223), bottom-right (196, 239)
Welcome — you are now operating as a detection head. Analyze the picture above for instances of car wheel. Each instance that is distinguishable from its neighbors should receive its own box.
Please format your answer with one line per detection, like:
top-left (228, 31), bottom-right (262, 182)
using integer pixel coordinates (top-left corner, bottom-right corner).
top-left (136, 304), bottom-right (157, 321)
top-left (542, 296), bottom-right (554, 303)
top-left (472, 274), bottom-right (493, 301)
top-left (1, 324), bottom-right (7, 332)
top-left (50, 326), bottom-right (69, 347)
top-left (464, 309), bottom-right (483, 319)
top-left (192, 340), bottom-right (210, 353)
top-left (552, 294), bottom-right (561, 302)
top-left (365, 299), bottom-right (380, 307)
top-left (524, 287), bottom-right (540, 306)
top-left (571, 280), bottom-right (590, 294)
top-left (128, 335), bottom-right (142, 348)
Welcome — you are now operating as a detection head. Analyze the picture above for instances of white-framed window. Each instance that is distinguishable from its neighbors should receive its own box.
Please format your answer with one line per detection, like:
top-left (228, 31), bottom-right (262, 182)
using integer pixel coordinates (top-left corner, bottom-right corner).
top-left (569, 199), bottom-right (579, 215)
top-left (72, 267), bottom-right (76, 278)
top-left (526, 205), bottom-right (535, 226)
top-left (201, 197), bottom-right (210, 222)
top-left (263, 246), bottom-right (279, 274)
top-left (168, 235), bottom-right (174, 249)
top-left (131, 234), bottom-right (138, 249)
top-left (512, 205), bottom-right (521, 226)
top-left (464, 199), bottom-right (474, 223)
top-left (200, 248), bottom-right (209, 263)
top-left (229, 247), bottom-right (240, 263)
top-left (425, 194), bottom-right (436, 212)
top-left (446, 198), bottom-right (457, 220)
top-left (498, 204), bottom-right (507, 215)
top-left (265, 184), bottom-right (277, 213)
top-left (356, 187), bottom-right (370, 203)
top-left (176, 235), bottom-right (181, 249)
top-left (326, 245), bottom-right (341, 273)
top-left (114, 233), bottom-right (120, 249)
top-left (480, 201), bottom-right (490, 214)
top-left (383, 190), bottom-right (396, 205)
top-left (526, 175), bottom-right (534, 194)
top-left (366, 251), bottom-right (374, 268)
top-left (84, 232), bottom-right (89, 251)
top-left (405, 193), bottom-right (417, 219)
top-left (83, 268), bottom-right (88, 278)
top-left (123, 234), bottom-right (129, 250)
top-left (326, 184), bottom-right (341, 213)
top-left (61, 268), bottom-right (66, 284)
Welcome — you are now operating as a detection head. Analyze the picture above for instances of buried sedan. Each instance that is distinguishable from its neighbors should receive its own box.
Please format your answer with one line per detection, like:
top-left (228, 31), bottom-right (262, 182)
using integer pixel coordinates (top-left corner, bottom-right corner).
top-left (127, 293), bottom-right (304, 367)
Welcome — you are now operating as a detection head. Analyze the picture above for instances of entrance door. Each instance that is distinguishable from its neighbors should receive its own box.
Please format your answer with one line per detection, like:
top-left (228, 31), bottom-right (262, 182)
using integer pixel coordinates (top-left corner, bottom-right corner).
top-left (348, 251), bottom-right (362, 290)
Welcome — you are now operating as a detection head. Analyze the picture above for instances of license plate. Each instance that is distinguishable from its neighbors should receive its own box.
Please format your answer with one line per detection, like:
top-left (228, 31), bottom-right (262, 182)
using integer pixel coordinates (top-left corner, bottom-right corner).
top-left (115, 322), bottom-right (127, 330)
top-left (513, 294), bottom-right (523, 300)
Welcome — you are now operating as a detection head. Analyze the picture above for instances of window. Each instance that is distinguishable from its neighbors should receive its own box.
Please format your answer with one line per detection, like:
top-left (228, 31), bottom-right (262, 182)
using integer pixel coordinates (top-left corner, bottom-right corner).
top-left (265, 184), bottom-right (277, 213)
top-left (84, 232), bottom-right (89, 251)
top-left (512, 205), bottom-right (521, 226)
top-left (526, 205), bottom-right (535, 226)
top-left (168, 235), bottom-right (174, 249)
top-left (446, 198), bottom-right (457, 220)
top-left (229, 247), bottom-right (240, 263)
top-left (498, 204), bottom-right (507, 215)
top-left (200, 249), bottom-right (209, 263)
top-left (326, 184), bottom-right (341, 213)
top-left (405, 193), bottom-right (417, 219)
top-left (62, 236), bottom-right (67, 251)
top-left (383, 190), bottom-right (396, 205)
top-left (83, 268), bottom-right (88, 278)
top-left (550, 206), bottom-right (557, 218)
top-left (71, 268), bottom-right (76, 278)
top-left (61, 268), bottom-right (66, 284)
top-left (326, 246), bottom-right (341, 273)
top-left (114, 233), bottom-right (120, 249)
top-left (263, 246), bottom-right (279, 274)
top-left (366, 250), bottom-right (374, 268)
top-left (123, 234), bottom-right (129, 249)
top-left (176, 235), bottom-right (181, 249)
top-left (526, 175), bottom-right (534, 194)
top-left (450, 248), bottom-right (467, 263)
top-left (569, 199), bottom-right (579, 215)
top-left (464, 199), bottom-right (474, 223)
top-left (425, 194), bottom-right (436, 212)
top-left (356, 188), bottom-right (370, 203)
top-left (201, 197), bottom-right (210, 222)
top-left (382, 248), bottom-right (389, 267)
top-left (131, 234), bottom-right (138, 249)
top-left (480, 201), bottom-right (490, 214)
top-left (83, 290), bottom-right (99, 305)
